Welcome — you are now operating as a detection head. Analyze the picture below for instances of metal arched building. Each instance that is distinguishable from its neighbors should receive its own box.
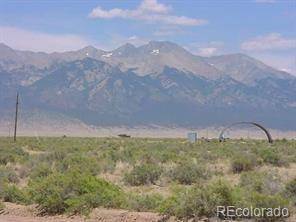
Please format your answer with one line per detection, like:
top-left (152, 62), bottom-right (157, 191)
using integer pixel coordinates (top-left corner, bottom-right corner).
top-left (219, 122), bottom-right (273, 143)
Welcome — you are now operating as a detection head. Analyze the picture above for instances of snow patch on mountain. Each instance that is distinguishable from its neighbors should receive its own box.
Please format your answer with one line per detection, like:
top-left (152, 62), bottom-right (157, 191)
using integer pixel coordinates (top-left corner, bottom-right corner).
top-left (151, 49), bottom-right (159, 55)
top-left (102, 52), bottom-right (113, 58)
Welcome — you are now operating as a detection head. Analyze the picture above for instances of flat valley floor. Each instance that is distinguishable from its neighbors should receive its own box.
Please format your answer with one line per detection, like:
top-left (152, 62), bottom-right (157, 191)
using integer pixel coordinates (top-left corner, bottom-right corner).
top-left (0, 137), bottom-right (295, 221)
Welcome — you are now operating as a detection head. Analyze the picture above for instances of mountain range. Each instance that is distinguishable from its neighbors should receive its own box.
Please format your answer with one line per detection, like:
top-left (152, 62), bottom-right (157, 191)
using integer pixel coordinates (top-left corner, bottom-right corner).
top-left (0, 41), bottom-right (295, 130)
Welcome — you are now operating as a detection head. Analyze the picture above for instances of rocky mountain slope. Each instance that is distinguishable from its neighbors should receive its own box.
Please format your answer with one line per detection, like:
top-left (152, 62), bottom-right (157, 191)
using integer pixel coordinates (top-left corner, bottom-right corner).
top-left (0, 41), bottom-right (295, 130)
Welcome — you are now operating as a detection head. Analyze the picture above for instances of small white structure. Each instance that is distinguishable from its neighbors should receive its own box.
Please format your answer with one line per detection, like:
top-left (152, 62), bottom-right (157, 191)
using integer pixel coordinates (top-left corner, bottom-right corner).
top-left (187, 132), bottom-right (198, 143)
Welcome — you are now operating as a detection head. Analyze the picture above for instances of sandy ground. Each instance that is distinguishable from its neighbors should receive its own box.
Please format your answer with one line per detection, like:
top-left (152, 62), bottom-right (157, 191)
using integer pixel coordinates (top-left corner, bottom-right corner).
top-left (1, 109), bottom-right (295, 139)
top-left (1, 202), bottom-right (295, 222)
top-left (0, 125), bottom-right (295, 139)
top-left (0, 203), bottom-right (168, 222)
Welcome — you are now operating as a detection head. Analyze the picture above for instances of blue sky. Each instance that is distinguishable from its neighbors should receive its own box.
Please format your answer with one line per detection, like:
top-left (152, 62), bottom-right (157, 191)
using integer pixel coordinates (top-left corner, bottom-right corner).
top-left (0, 0), bottom-right (295, 74)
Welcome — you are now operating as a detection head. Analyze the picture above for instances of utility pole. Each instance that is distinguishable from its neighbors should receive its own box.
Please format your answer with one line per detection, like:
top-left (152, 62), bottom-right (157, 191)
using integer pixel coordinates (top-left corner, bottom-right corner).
top-left (14, 92), bottom-right (19, 142)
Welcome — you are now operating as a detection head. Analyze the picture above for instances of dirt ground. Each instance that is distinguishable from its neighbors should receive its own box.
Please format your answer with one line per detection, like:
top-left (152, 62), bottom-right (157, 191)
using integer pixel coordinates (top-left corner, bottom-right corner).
top-left (0, 202), bottom-right (170, 222)
top-left (1, 202), bottom-right (295, 222)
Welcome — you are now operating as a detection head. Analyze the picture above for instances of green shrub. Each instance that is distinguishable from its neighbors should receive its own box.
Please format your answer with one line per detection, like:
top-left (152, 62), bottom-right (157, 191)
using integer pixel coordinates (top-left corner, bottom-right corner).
top-left (284, 178), bottom-right (296, 205)
top-left (231, 188), bottom-right (290, 221)
top-left (258, 148), bottom-right (287, 166)
top-left (124, 164), bottom-right (162, 186)
top-left (29, 163), bottom-right (53, 179)
top-left (98, 148), bottom-right (119, 173)
top-left (0, 153), bottom-right (13, 165)
top-left (0, 146), bottom-right (28, 165)
top-left (160, 179), bottom-right (234, 219)
top-left (0, 166), bottom-right (19, 184)
top-left (208, 179), bottom-right (234, 206)
top-left (48, 149), bottom-right (68, 162)
top-left (98, 158), bottom-right (116, 173)
top-left (240, 171), bottom-right (265, 192)
top-left (28, 171), bottom-right (125, 215)
top-left (248, 192), bottom-right (289, 218)
top-left (0, 201), bottom-right (4, 211)
top-left (231, 154), bottom-right (258, 173)
top-left (2, 185), bottom-right (29, 204)
top-left (0, 137), bottom-right (294, 219)
top-left (56, 154), bottom-right (100, 175)
top-left (239, 171), bottom-right (283, 195)
top-left (167, 162), bottom-right (210, 185)
top-left (127, 193), bottom-right (164, 212)
top-left (285, 178), bottom-right (296, 197)
top-left (0, 179), bottom-right (6, 199)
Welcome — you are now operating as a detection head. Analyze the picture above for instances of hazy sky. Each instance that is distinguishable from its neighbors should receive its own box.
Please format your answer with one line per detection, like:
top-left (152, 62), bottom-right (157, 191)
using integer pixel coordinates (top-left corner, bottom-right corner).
top-left (0, 0), bottom-right (295, 74)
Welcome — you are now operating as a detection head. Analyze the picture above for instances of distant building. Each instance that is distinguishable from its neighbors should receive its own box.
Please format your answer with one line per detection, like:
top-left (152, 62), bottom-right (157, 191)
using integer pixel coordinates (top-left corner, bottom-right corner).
top-left (187, 132), bottom-right (198, 143)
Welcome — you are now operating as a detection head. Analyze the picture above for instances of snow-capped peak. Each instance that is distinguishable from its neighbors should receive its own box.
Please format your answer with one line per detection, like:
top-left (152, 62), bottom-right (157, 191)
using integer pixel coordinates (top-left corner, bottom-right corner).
top-left (151, 49), bottom-right (159, 55)
top-left (102, 52), bottom-right (113, 58)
